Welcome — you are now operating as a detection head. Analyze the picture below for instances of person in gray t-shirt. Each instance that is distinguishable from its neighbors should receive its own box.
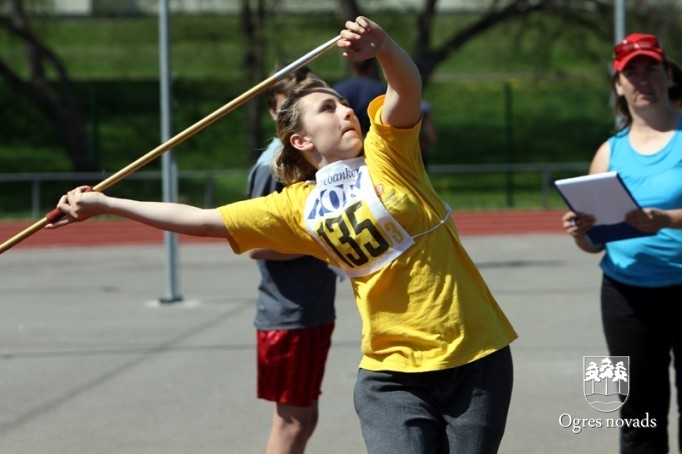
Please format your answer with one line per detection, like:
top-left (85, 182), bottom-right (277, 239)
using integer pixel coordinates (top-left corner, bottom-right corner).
top-left (246, 64), bottom-right (337, 453)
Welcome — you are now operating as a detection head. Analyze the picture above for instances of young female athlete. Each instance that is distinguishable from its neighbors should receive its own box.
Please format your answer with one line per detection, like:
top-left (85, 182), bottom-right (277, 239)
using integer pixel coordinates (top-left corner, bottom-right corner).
top-left (49, 17), bottom-right (517, 454)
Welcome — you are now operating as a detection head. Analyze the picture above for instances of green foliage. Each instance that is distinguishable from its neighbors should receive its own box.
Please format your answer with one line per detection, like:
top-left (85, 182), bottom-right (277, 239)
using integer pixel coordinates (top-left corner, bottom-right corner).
top-left (0, 11), bottom-right (658, 215)
top-left (424, 76), bottom-right (613, 166)
top-left (82, 79), bottom-right (252, 172)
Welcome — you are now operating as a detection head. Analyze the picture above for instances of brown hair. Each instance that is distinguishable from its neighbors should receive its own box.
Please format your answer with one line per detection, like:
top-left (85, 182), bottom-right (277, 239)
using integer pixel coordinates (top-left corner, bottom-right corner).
top-left (612, 70), bottom-right (631, 132)
top-left (265, 63), bottom-right (313, 112)
top-left (272, 77), bottom-right (330, 185)
top-left (668, 58), bottom-right (682, 104)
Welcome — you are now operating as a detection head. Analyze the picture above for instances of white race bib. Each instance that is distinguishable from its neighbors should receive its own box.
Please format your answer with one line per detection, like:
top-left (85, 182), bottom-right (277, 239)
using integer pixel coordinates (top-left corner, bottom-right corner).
top-left (304, 158), bottom-right (414, 278)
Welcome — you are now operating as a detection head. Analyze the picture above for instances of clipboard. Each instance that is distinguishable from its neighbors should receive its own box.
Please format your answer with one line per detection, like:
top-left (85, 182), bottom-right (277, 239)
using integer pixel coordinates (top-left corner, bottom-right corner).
top-left (554, 171), bottom-right (654, 244)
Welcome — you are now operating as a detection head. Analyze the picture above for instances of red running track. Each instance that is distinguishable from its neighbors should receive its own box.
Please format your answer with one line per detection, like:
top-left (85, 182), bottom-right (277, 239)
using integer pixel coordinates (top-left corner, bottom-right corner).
top-left (0, 210), bottom-right (566, 251)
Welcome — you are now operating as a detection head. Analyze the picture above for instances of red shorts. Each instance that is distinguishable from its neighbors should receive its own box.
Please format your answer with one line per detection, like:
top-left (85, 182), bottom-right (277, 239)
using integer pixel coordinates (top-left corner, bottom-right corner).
top-left (257, 322), bottom-right (334, 407)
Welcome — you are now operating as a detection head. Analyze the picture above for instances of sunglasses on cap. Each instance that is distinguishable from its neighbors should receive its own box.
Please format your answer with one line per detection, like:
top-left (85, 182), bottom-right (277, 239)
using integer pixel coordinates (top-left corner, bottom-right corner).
top-left (614, 35), bottom-right (662, 59)
top-left (613, 34), bottom-right (665, 71)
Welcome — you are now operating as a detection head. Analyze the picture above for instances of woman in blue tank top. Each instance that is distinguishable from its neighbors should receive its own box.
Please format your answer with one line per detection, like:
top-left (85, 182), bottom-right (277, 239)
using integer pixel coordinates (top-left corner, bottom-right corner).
top-left (562, 33), bottom-right (682, 453)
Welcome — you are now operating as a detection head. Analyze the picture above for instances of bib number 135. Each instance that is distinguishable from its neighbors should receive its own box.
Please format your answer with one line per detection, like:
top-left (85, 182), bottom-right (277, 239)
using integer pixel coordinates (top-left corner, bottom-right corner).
top-left (316, 200), bottom-right (401, 268)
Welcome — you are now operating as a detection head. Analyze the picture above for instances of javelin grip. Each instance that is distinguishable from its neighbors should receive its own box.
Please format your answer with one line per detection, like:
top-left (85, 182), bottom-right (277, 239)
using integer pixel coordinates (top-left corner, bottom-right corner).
top-left (0, 35), bottom-right (340, 256)
top-left (45, 208), bottom-right (65, 224)
top-left (44, 186), bottom-right (94, 224)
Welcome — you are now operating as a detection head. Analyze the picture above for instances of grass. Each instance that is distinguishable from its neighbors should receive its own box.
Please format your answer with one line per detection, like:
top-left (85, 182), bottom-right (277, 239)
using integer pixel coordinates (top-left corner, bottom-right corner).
top-left (2, 12), bottom-right (676, 216)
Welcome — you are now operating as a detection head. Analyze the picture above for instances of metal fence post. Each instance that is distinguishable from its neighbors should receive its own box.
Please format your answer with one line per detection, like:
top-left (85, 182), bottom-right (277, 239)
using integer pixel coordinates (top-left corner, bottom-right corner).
top-left (31, 178), bottom-right (41, 219)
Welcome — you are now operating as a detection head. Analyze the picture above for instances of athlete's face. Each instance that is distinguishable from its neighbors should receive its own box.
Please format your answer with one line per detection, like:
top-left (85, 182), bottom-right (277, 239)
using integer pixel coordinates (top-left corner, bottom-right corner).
top-left (295, 89), bottom-right (363, 167)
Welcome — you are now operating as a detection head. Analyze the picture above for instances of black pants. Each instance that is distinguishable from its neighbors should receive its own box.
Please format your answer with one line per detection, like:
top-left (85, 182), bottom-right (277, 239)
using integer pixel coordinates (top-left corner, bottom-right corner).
top-left (601, 275), bottom-right (682, 454)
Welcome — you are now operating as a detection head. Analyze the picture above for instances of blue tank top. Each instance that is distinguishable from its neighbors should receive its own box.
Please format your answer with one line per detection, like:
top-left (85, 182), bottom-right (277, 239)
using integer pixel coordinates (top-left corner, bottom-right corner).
top-left (599, 120), bottom-right (682, 287)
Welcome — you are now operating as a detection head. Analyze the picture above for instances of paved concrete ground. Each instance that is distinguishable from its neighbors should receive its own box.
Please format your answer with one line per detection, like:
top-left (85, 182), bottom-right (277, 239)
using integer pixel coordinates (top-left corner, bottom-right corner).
top-left (0, 235), bottom-right (677, 453)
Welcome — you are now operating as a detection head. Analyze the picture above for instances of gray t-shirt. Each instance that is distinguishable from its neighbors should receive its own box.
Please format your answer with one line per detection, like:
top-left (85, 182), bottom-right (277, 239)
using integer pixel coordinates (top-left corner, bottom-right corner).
top-left (246, 138), bottom-right (336, 330)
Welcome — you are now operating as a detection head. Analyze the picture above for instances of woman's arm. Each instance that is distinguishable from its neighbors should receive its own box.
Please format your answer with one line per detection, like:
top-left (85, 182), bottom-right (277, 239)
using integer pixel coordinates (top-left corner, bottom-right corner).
top-left (626, 208), bottom-right (682, 232)
top-left (47, 186), bottom-right (230, 239)
top-left (561, 210), bottom-right (604, 253)
top-left (561, 141), bottom-right (610, 253)
top-left (589, 141), bottom-right (610, 174)
top-left (338, 17), bottom-right (422, 129)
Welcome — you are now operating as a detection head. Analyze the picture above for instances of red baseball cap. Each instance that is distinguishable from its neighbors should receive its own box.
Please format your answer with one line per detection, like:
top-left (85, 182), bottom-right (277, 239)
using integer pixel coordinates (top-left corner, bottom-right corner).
top-left (613, 33), bottom-right (665, 72)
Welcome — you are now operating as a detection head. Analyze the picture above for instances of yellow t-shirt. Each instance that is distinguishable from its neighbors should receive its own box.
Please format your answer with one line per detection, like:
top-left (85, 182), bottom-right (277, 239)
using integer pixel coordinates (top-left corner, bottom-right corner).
top-left (219, 96), bottom-right (517, 372)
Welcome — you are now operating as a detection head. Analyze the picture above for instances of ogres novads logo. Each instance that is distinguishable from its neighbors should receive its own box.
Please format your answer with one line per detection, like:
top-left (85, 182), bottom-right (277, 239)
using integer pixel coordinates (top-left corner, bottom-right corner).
top-left (583, 356), bottom-right (629, 412)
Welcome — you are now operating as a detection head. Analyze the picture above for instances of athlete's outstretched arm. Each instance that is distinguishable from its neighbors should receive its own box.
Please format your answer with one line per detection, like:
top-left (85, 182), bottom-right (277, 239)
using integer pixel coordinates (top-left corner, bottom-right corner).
top-left (47, 186), bottom-right (230, 240)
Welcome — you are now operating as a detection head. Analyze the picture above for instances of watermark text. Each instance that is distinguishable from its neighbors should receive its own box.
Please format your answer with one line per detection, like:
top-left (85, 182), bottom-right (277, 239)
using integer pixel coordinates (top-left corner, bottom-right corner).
top-left (558, 412), bottom-right (657, 434)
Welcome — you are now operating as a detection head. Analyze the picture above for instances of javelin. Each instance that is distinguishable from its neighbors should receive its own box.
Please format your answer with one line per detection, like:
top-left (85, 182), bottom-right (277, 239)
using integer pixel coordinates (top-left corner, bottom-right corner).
top-left (0, 35), bottom-right (341, 255)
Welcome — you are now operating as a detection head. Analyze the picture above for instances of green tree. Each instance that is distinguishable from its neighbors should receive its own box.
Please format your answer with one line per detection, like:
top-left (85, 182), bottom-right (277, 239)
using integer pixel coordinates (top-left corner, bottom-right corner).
top-left (241, 0), bottom-right (267, 164)
top-left (0, 0), bottom-right (93, 171)
top-left (334, 0), bottom-right (622, 85)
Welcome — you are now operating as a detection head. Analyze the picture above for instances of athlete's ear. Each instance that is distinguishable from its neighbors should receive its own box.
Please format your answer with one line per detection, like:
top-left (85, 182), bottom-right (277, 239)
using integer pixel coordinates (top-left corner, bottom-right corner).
top-left (290, 133), bottom-right (314, 152)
